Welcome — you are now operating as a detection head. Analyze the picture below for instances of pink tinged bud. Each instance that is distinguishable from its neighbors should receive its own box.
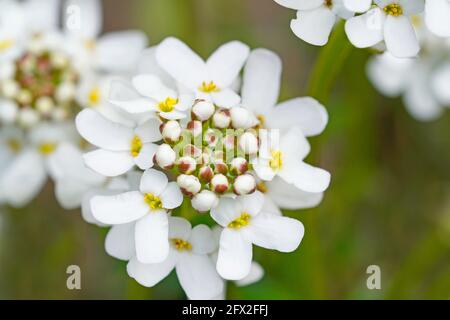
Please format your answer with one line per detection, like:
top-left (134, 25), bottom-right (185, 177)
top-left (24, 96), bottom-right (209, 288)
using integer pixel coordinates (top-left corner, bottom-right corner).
top-left (177, 156), bottom-right (197, 174)
top-left (230, 157), bottom-right (248, 175)
top-left (187, 120), bottom-right (203, 138)
top-left (238, 132), bottom-right (259, 155)
top-left (198, 166), bottom-right (214, 183)
top-left (214, 162), bottom-right (228, 175)
top-left (204, 129), bottom-right (220, 148)
top-left (211, 174), bottom-right (229, 194)
top-left (192, 100), bottom-right (215, 121)
top-left (191, 190), bottom-right (219, 212)
top-left (161, 120), bottom-right (181, 143)
top-left (155, 144), bottom-right (176, 169)
top-left (212, 109), bottom-right (231, 128)
top-left (233, 174), bottom-right (256, 195)
top-left (177, 174), bottom-right (201, 197)
top-left (224, 134), bottom-right (235, 150)
top-left (183, 144), bottom-right (202, 159)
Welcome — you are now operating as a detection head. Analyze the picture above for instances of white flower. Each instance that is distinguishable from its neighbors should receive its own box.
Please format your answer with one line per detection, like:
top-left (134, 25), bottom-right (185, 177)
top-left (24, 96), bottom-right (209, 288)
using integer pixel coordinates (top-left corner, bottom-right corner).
top-left (91, 168), bottom-right (183, 264)
top-left (109, 75), bottom-right (194, 120)
top-left (0, 0), bottom-right (25, 62)
top-left (76, 109), bottom-right (162, 176)
top-left (211, 191), bottom-right (304, 280)
top-left (242, 49), bottom-right (328, 137)
top-left (156, 37), bottom-right (249, 108)
top-left (424, 0), bottom-right (450, 38)
top-left (127, 217), bottom-right (224, 300)
top-left (253, 126), bottom-right (331, 193)
top-left (343, 0), bottom-right (372, 13)
top-left (345, 0), bottom-right (424, 58)
top-left (274, 0), bottom-right (353, 46)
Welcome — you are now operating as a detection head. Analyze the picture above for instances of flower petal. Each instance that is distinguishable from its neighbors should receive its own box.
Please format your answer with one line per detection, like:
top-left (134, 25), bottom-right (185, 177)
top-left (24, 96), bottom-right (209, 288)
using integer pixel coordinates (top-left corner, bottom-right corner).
top-left (139, 168), bottom-right (168, 195)
top-left (211, 89), bottom-right (241, 108)
top-left (238, 191), bottom-right (264, 217)
top-left (217, 229), bottom-right (253, 280)
top-left (343, 0), bottom-right (372, 13)
top-left (280, 161), bottom-right (331, 193)
top-left (169, 216), bottom-right (192, 240)
top-left (274, 0), bottom-right (323, 10)
top-left (133, 143), bottom-right (158, 170)
top-left (132, 74), bottom-right (177, 101)
top-left (64, 0), bottom-right (101, 38)
top-left (83, 149), bottom-right (135, 177)
top-left (135, 210), bottom-right (169, 264)
top-left (127, 252), bottom-right (177, 287)
top-left (425, 0), bottom-right (450, 37)
top-left (190, 225), bottom-right (216, 255)
top-left (235, 261), bottom-right (264, 287)
top-left (210, 197), bottom-right (241, 227)
top-left (109, 80), bottom-right (156, 114)
top-left (344, 8), bottom-right (384, 48)
top-left (91, 191), bottom-right (148, 224)
top-left (384, 15), bottom-right (419, 58)
top-left (134, 118), bottom-right (162, 143)
top-left (290, 7), bottom-right (336, 46)
top-left (160, 182), bottom-right (183, 210)
top-left (105, 223), bottom-right (136, 261)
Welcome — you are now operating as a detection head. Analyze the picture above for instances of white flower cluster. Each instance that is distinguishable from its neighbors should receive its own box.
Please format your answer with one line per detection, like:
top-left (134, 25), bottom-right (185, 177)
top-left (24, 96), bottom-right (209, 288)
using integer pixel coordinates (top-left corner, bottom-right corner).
top-left (274, 0), bottom-right (450, 58)
top-left (0, 0), bottom-right (147, 207)
top-left (367, 17), bottom-right (450, 121)
top-left (75, 37), bottom-right (331, 299)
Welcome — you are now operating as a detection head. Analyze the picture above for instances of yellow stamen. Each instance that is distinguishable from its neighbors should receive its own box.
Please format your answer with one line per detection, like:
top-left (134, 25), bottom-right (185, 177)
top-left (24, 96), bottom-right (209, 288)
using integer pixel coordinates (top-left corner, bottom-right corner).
top-left (228, 212), bottom-right (251, 229)
top-left (130, 135), bottom-right (142, 157)
top-left (324, 0), bottom-right (333, 8)
top-left (269, 150), bottom-right (283, 171)
top-left (144, 193), bottom-right (162, 210)
top-left (38, 143), bottom-right (57, 155)
top-left (7, 139), bottom-right (22, 153)
top-left (0, 39), bottom-right (14, 52)
top-left (256, 182), bottom-right (268, 193)
top-left (384, 3), bottom-right (403, 16)
top-left (158, 97), bottom-right (178, 112)
top-left (172, 238), bottom-right (192, 251)
top-left (88, 87), bottom-right (101, 106)
top-left (84, 39), bottom-right (96, 51)
top-left (199, 81), bottom-right (220, 93)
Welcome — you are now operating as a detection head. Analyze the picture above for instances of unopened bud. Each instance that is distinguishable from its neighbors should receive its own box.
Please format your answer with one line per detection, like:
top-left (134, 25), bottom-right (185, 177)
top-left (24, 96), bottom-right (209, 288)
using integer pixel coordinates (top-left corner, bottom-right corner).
top-left (213, 109), bottom-right (231, 128)
top-left (191, 190), bottom-right (219, 212)
top-left (177, 156), bottom-right (196, 174)
top-left (18, 108), bottom-right (40, 127)
top-left (238, 131), bottom-right (259, 155)
top-left (177, 174), bottom-right (201, 197)
top-left (155, 143), bottom-right (176, 169)
top-left (198, 166), bottom-right (214, 182)
top-left (230, 107), bottom-right (256, 129)
top-left (211, 174), bottom-right (229, 194)
top-left (161, 120), bottom-right (181, 143)
top-left (230, 157), bottom-right (248, 175)
top-left (233, 174), bottom-right (256, 195)
top-left (36, 96), bottom-right (54, 115)
top-left (187, 120), bottom-right (202, 138)
top-left (192, 100), bottom-right (215, 121)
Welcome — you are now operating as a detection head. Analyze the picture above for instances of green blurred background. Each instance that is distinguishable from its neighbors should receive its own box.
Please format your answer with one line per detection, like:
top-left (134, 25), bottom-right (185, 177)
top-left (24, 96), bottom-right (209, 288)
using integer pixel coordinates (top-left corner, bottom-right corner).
top-left (0, 0), bottom-right (449, 299)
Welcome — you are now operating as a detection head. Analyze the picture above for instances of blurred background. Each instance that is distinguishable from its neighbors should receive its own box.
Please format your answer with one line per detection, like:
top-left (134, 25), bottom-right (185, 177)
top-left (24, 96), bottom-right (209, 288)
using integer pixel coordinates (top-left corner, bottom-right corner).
top-left (0, 0), bottom-right (449, 299)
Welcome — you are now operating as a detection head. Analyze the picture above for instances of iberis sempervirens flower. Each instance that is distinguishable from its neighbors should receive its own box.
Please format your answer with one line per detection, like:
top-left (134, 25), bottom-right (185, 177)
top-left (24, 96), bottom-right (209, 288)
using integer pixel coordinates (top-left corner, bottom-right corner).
top-left (0, 0), bottom-right (147, 208)
top-left (76, 37), bottom-right (331, 299)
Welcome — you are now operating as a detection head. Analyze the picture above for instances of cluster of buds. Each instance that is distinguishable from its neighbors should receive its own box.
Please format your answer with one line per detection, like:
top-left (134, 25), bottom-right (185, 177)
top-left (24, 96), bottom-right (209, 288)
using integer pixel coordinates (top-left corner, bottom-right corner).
top-left (0, 38), bottom-right (79, 128)
top-left (153, 99), bottom-right (262, 212)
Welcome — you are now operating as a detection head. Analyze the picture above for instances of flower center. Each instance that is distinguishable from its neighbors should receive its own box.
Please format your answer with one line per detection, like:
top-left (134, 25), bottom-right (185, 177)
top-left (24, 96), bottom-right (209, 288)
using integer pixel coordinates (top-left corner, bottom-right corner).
top-left (158, 97), bottom-right (178, 112)
top-left (228, 212), bottom-right (251, 229)
top-left (130, 135), bottom-right (142, 157)
top-left (84, 39), bottom-right (96, 51)
top-left (7, 139), bottom-right (22, 153)
top-left (256, 182), bottom-right (268, 193)
top-left (383, 3), bottom-right (403, 16)
top-left (269, 150), bottom-right (283, 171)
top-left (171, 238), bottom-right (192, 251)
top-left (88, 87), bottom-right (101, 106)
top-left (199, 81), bottom-right (220, 93)
top-left (38, 142), bottom-right (57, 155)
top-left (324, 0), bottom-right (333, 8)
top-left (144, 193), bottom-right (162, 210)
top-left (0, 39), bottom-right (14, 52)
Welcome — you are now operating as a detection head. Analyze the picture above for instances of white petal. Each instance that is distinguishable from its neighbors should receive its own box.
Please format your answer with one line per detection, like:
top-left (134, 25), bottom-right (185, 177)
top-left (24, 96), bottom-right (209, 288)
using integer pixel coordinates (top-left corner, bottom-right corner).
top-left (54, 179), bottom-right (89, 210)
top-left (241, 49), bottom-right (281, 115)
top-left (160, 182), bottom-right (184, 210)
top-left (139, 168), bottom-right (168, 195)
top-left (430, 61), bottom-right (450, 106)
top-left (0, 150), bottom-right (46, 207)
top-left (169, 217), bottom-right (192, 240)
top-left (127, 252), bottom-right (177, 287)
top-left (238, 191), bottom-right (265, 217)
top-left (274, 0), bottom-right (323, 10)
top-left (267, 177), bottom-right (324, 209)
top-left (244, 215), bottom-right (304, 252)
top-left (135, 210), bottom-right (169, 264)
top-left (105, 223), bottom-right (136, 261)
top-left (210, 197), bottom-right (241, 227)
top-left (91, 191), bottom-right (148, 224)
top-left (133, 143), bottom-right (157, 170)
top-left (96, 31), bottom-right (148, 72)
top-left (280, 126), bottom-right (311, 160)
top-left (344, 8), bottom-right (384, 48)
top-left (83, 149), bottom-right (135, 177)
top-left (343, 0), bottom-right (372, 13)
top-left (266, 97), bottom-right (328, 136)
top-left (189, 225), bottom-right (216, 255)
top-left (24, 0), bottom-right (59, 32)
top-left (290, 7), bottom-right (336, 46)
top-left (176, 253), bottom-right (224, 300)
top-left (211, 89), bottom-right (241, 108)
top-left (425, 0), bottom-right (450, 37)
top-left (280, 161), bottom-right (331, 193)
top-left (384, 15), bottom-right (419, 58)
top-left (134, 118), bottom-right (162, 143)
top-left (217, 229), bottom-right (253, 280)
top-left (108, 80), bottom-right (156, 114)
top-left (156, 37), bottom-right (208, 90)
top-left (235, 262), bottom-right (264, 287)
top-left (132, 74), bottom-right (177, 101)
top-left (136, 46), bottom-right (175, 87)
top-left (64, 0), bottom-right (101, 38)
top-left (76, 109), bottom-right (134, 151)
top-left (206, 41), bottom-right (250, 87)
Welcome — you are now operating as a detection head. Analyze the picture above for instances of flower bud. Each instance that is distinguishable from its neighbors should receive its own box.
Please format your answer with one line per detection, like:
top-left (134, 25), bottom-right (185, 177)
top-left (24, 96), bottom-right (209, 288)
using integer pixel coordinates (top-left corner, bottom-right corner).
top-left (204, 128), bottom-right (220, 148)
top-left (1, 80), bottom-right (19, 98)
top-left (238, 131), bottom-right (259, 155)
top-left (155, 143), bottom-right (176, 169)
top-left (213, 109), bottom-right (231, 128)
top-left (56, 82), bottom-right (76, 102)
top-left (214, 161), bottom-right (228, 175)
top-left (161, 120), bottom-right (181, 143)
top-left (177, 156), bottom-right (196, 174)
top-left (0, 100), bottom-right (18, 124)
top-left (230, 107), bottom-right (256, 129)
top-left (183, 144), bottom-right (202, 158)
top-left (192, 100), bottom-right (215, 121)
top-left (177, 174), bottom-right (201, 197)
top-left (191, 190), bottom-right (219, 212)
top-left (230, 157), bottom-right (248, 175)
top-left (211, 174), bottom-right (229, 194)
top-left (187, 120), bottom-right (202, 138)
top-left (36, 96), bottom-right (54, 115)
top-left (18, 108), bottom-right (40, 128)
top-left (233, 174), bottom-right (256, 195)
top-left (17, 89), bottom-right (32, 105)
top-left (198, 166), bottom-right (214, 182)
